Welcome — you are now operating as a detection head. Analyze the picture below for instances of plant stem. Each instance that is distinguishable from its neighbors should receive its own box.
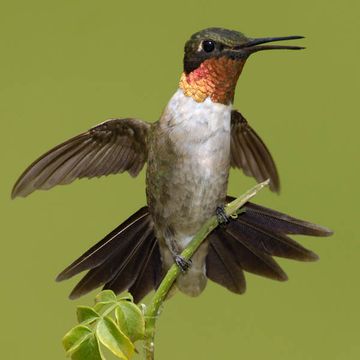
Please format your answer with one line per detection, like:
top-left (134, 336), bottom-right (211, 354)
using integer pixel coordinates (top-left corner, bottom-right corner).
top-left (143, 180), bottom-right (269, 360)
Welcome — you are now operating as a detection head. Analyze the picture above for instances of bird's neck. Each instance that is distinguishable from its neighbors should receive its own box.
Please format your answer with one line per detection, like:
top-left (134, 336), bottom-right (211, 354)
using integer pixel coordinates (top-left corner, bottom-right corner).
top-left (179, 57), bottom-right (245, 105)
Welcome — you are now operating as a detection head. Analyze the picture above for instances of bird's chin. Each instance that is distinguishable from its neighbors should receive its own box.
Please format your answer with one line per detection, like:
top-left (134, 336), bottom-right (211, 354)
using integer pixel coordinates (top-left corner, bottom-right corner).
top-left (223, 50), bottom-right (249, 61)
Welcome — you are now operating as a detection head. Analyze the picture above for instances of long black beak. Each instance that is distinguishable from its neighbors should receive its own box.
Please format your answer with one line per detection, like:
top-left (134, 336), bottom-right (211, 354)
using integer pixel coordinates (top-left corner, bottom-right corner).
top-left (236, 35), bottom-right (305, 56)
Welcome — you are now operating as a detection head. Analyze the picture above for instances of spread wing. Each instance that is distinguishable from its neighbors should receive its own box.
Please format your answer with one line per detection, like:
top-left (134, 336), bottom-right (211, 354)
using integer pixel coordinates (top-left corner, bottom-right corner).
top-left (12, 118), bottom-right (150, 198)
top-left (230, 110), bottom-right (280, 192)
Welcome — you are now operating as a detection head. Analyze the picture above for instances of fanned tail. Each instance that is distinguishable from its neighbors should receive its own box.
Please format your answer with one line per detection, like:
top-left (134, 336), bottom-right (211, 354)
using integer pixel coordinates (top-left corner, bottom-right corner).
top-left (56, 199), bottom-right (332, 301)
top-left (56, 207), bottom-right (164, 303)
top-left (206, 197), bottom-right (333, 293)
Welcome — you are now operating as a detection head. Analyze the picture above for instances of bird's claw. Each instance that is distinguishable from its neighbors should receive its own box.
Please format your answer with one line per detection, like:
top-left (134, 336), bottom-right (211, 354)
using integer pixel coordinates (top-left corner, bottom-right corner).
top-left (216, 206), bottom-right (230, 226)
top-left (175, 256), bottom-right (192, 273)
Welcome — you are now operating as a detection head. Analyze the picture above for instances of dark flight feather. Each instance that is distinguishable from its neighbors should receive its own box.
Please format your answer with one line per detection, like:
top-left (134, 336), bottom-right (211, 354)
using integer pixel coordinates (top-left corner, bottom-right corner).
top-left (230, 110), bottom-right (280, 192)
top-left (242, 202), bottom-right (333, 236)
top-left (56, 207), bottom-right (150, 281)
top-left (206, 231), bottom-right (246, 294)
top-left (55, 207), bottom-right (163, 301)
top-left (223, 225), bottom-right (288, 281)
top-left (234, 218), bottom-right (319, 261)
top-left (11, 118), bottom-right (150, 198)
top-left (102, 226), bottom-right (155, 294)
top-left (70, 225), bottom-right (153, 299)
top-left (129, 239), bottom-right (164, 303)
top-left (205, 198), bottom-right (333, 292)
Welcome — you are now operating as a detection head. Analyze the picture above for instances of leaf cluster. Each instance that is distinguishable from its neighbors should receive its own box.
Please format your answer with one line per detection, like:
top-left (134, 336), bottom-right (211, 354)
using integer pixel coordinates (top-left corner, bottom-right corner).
top-left (63, 290), bottom-right (145, 360)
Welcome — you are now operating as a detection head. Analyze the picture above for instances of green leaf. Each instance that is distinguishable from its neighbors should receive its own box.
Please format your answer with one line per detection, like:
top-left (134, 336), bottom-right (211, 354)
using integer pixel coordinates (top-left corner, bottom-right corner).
top-left (63, 325), bottom-right (103, 359)
top-left (115, 302), bottom-right (145, 342)
top-left (68, 333), bottom-right (104, 360)
top-left (77, 306), bottom-right (100, 324)
top-left (63, 325), bottom-right (93, 353)
top-left (94, 290), bottom-right (118, 312)
top-left (96, 316), bottom-right (134, 360)
top-left (95, 290), bottom-right (117, 304)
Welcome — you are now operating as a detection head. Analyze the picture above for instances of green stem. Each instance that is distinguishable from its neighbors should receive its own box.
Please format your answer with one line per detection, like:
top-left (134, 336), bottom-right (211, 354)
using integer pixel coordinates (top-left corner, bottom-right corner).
top-left (143, 180), bottom-right (269, 360)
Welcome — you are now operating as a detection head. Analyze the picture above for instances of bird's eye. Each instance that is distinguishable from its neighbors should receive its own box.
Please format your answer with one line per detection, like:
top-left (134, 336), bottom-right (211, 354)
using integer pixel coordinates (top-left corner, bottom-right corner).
top-left (202, 40), bottom-right (215, 53)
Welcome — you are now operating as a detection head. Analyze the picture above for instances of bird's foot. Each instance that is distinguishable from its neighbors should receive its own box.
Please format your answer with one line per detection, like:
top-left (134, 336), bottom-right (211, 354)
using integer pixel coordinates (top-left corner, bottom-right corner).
top-left (216, 206), bottom-right (230, 226)
top-left (175, 255), bottom-right (192, 273)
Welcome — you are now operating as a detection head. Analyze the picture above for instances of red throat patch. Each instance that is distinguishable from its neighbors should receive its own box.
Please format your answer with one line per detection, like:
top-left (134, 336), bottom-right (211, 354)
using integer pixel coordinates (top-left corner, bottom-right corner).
top-left (179, 56), bottom-right (245, 104)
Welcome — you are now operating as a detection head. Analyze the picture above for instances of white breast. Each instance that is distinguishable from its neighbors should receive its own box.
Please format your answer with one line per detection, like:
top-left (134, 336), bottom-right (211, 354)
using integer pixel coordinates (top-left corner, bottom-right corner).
top-left (163, 89), bottom-right (232, 142)
top-left (162, 89), bottom-right (232, 179)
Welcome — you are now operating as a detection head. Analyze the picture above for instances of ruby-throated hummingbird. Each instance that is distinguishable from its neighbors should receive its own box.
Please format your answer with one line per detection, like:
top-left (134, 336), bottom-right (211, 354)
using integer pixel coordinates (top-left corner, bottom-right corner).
top-left (12, 28), bottom-right (332, 302)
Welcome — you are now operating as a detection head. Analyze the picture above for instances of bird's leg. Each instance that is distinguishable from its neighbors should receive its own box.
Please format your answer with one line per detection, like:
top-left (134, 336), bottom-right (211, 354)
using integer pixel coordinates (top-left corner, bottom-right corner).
top-left (216, 205), bottom-right (230, 226)
top-left (174, 255), bottom-right (192, 273)
top-left (164, 234), bottom-right (192, 273)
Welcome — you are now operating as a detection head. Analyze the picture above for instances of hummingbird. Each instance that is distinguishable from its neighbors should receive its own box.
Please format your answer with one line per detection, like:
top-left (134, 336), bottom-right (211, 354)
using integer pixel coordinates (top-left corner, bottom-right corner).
top-left (12, 28), bottom-right (332, 302)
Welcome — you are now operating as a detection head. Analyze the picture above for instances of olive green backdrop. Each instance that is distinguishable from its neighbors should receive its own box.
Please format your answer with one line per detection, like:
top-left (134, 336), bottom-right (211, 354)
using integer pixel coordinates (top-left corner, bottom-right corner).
top-left (1, 0), bottom-right (358, 359)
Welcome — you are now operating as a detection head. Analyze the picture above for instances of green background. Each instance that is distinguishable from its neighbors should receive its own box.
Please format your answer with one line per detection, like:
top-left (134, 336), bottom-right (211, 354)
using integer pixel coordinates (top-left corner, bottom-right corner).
top-left (1, 0), bottom-right (358, 359)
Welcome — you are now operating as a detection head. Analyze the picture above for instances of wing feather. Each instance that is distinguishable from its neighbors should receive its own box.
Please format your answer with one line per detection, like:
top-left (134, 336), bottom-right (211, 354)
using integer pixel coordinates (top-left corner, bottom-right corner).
top-left (231, 110), bottom-right (280, 192)
top-left (12, 118), bottom-right (150, 198)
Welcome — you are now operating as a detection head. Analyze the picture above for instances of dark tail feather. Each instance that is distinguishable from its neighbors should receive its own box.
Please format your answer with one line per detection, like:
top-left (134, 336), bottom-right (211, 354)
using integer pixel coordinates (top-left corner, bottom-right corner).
top-left (101, 228), bottom-right (157, 295)
top-left (69, 222), bottom-right (152, 299)
top-left (230, 218), bottom-right (319, 262)
top-left (206, 232), bottom-right (246, 294)
top-left (227, 196), bottom-right (333, 237)
top-left (206, 198), bottom-right (333, 293)
top-left (129, 239), bottom-right (164, 303)
top-left (56, 207), bottom-right (150, 281)
top-left (56, 207), bottom-right (163, 302)
top-left (223, 224), bottom-right (289, 281)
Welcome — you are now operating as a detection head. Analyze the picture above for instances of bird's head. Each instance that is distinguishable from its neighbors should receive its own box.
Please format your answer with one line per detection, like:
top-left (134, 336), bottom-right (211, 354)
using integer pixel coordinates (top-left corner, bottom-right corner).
top-left (180, 27), bottom-right (304, 104)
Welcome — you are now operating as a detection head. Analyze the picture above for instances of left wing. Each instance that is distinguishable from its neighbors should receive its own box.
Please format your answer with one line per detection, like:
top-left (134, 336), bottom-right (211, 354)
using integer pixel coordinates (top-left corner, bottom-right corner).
top-left (11, 118), bottom-right (150, 198)
top-left (230, 110), bottom-right (280, 192)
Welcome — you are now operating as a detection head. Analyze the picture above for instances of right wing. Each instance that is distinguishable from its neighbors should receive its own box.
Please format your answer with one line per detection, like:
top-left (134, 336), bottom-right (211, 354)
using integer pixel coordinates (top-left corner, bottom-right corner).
top-left (12, 118), bottom-right (150, 198)
top-left (230, 110), bottom-right (280, 192)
